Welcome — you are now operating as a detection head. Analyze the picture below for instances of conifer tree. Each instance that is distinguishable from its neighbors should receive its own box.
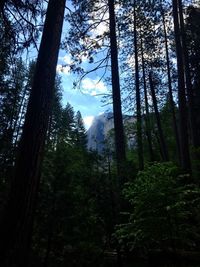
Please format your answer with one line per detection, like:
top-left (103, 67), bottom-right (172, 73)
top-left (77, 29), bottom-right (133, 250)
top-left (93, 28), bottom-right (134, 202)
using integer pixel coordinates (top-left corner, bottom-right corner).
top-left (172, 0), bottom-right (191, 171)
top-left (108, 0), bottom-right (126, 184)
top-left (74, 111), bottom-right (87, 149)
top-left (0, 0), bottom-right (66, 266)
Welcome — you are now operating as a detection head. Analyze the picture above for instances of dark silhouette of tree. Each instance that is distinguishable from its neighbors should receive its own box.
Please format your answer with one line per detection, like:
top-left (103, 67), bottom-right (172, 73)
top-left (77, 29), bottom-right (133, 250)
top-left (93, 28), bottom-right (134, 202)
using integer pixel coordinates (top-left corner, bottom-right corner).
top-left (149, 72), bottom-right (169, 161)
top-left (185, 5), bottom-right (200, 178)
top-left (178, 0), bottom-right (197, 150)
top-left (0, 0), bottom-right (44, 53)
top-left (172, 0), bottom-right (191, 171)
top-left (186, 6), bottom-right (200, 148)
top-left (108, 0), bottom-right (126, 184)
top-left (0, 0), bottom-right (66, 266)
top-left (133, 0), bottom-right (144, 170)
top-left (140, 36), bottom-right (154, 162)
top-left (160, 2), bottom-right (181, 163)
top-left (74, 110), bottom-right (88, 149)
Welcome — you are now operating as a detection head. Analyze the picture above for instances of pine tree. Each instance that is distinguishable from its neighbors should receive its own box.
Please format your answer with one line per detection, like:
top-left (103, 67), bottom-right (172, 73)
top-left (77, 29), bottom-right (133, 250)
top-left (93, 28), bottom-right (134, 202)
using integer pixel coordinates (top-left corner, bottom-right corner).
top-left (74, 110), bottom-right (87, 149)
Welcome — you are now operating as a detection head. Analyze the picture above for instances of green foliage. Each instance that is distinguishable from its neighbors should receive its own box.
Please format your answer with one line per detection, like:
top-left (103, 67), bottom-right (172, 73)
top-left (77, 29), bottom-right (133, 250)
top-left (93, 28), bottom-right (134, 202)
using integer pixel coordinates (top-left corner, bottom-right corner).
top-left (31, 84), bottom-right (111, 266)
top-left (0, 57), bottom-right (32, 209)
top-left (160, 97), bottom-right (179, 161)
top-left (74, 110), bottom-right (88, 149)
top-left (115, 162), bottom-right (200, 253)
top-left (32, 144), bottom-right (105, 267)
top-left (1, 1), bottom-right (200, 266)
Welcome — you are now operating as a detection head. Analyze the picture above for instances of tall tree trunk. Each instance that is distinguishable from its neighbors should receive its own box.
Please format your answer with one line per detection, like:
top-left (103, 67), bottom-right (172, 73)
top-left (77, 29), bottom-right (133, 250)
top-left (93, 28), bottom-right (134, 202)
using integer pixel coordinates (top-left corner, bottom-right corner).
top-left (178, 0), bottom-right (200, 178)
top-left (149, 72), bottom-right (169, 161)
top-left (140, 34), bottom-right (154, 162)
top-left (108, 2), bottom-right (126, 266)
top-left (108, 0), bottom-right (126, 185)
top-left (172, 0), bottom-right (191, 171)
top-left (13, 87), bottom-right (29, 150)
top-left (161, 4), bottom-right (181, 163)
top-left (0, 0), bottom-right (66, 266)
top-left (177, 0), bottom-right (198, 148)
top-left (134, 2), bottom-right (144, 170)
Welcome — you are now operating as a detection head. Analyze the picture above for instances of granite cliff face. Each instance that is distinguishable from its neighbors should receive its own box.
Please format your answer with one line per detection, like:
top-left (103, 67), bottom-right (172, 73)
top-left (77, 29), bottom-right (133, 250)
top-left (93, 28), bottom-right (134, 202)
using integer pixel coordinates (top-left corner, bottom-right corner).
top-left (87, 112), bottom-right (136, 153)
top-left (87, 112), bottom-right (114, 153)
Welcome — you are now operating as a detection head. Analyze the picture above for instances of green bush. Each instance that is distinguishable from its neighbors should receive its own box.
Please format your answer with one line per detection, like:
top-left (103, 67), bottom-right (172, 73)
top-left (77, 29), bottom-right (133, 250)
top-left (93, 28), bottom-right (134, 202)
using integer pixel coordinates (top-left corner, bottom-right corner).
top-left (115, 162), bottom-right (200, 253)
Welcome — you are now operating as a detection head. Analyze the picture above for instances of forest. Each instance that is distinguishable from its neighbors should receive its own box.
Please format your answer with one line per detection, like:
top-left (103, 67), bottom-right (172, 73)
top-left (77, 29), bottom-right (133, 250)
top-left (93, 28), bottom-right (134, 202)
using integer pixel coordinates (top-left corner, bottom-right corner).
top-left (0, 0), bottom-right (200, 266)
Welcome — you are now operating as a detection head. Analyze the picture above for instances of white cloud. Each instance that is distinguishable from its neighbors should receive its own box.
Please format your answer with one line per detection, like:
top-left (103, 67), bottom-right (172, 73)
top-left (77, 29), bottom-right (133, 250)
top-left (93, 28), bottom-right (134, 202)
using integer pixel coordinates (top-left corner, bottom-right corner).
top-left (88, 2), bottom-right (109, 45)
top-left (56, 64), bottom-right (70, 75)
top-left (83, 115), bottom-right (94, 130)
top-left (91, 22), bottom-right (108, 38)
top-left (57, 54), bottom-right (73, 75)
top-left (56, 64), bottom-right (63, 73)
top-left (63, 54), bottom-right (72, 64)
top-left (59, 54), bottom-right (72, 64)
top-left (81, 77), bottom-right (107, 96)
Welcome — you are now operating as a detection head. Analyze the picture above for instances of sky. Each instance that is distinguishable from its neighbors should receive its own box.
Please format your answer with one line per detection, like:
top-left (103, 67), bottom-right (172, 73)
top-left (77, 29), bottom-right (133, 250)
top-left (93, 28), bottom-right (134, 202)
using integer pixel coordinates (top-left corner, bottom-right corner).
top-left (56, 51), bottom-right (111, 130)
top-left (23, 1), bottom-right (112, 130)
top-left (54, 1), bottom-right (113, 130)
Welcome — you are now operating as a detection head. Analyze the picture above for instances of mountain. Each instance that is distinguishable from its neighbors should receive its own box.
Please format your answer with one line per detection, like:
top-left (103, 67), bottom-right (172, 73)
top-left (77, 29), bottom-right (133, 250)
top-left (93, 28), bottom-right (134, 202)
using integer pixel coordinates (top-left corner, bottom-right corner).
top-left (87, 112), bottom-right (136, 153)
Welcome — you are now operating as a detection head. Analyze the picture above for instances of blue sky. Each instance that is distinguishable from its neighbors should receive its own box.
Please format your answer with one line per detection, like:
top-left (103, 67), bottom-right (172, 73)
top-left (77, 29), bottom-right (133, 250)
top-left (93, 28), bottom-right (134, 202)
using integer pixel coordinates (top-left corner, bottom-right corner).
top-left (55, 1), bottom-right (113, 130)
top-left (57, 51), bottom-right (112, 130)
top-left (24, 1), bottom-right (112, 130)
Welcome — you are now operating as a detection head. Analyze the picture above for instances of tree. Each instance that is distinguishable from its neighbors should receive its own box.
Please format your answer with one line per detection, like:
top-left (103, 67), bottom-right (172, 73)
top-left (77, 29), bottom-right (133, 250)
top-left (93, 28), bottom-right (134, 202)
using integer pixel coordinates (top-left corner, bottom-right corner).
top-left (177, 0), bottom-right (197, 150)
top-left (160, 2), bottom-right (181, 163)
top-left (185, 6), bottom-right (200, 149)
top-left (74, 110), bottom-right (88, 149)
top-left (0, 22), bottom-right (33, 205)
top-left (172, 0), bottom-right (191, 171)
top-left (184, 5), bottom-right (200, 178)
top-left (108, 0), bottom-right (126, 184)
top-left (140, 36), bottom-right (155, 162)
top-left (116, 162), bottom-right (200, 255)
top-left (133, 0), bottom-right (144, 170)
top-left (0, 0), bottom-right (44, 53)
top-left (0, 0), bottom-right (66, 266)
top-left (149, 72), bottom-right (169, 161)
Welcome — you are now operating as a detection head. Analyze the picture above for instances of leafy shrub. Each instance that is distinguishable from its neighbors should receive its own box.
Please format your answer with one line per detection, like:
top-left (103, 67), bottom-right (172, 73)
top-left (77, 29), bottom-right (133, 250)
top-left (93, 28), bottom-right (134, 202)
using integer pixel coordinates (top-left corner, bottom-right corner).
top-left (115, 162), bottom-right (200, 253)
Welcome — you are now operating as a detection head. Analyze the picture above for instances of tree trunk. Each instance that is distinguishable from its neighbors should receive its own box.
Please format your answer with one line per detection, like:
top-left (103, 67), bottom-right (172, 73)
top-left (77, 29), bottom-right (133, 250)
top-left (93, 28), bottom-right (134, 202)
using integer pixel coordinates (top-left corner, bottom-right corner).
top-left (134, 2), bottom-right (144, 170)
top-left (140, 33), bottom-right (154, 162)
top-left (149, 72), bottom-right (169, 161)
top-left (13, 88), bottom-right (28, 150)
top-left (177, 0), bottom-right (198, 148)
top-left (172, 0), bottom-right (191, 171)
top-left (0, 0), bottom-right (66, 266)
top-left (161, 4), bottom-right (181, 163)
top-left (178, 0), bottom-right (200, 178)
top-left (108, 0), bottom-right (126, 185)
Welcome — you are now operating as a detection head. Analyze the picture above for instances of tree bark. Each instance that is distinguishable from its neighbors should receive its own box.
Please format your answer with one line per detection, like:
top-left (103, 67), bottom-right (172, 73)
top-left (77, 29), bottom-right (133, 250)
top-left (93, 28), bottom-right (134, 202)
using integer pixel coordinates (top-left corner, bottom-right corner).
top-left (177, 0), bottom-right (198, 148)
top-left (140, 36), bottom-right (154, 162)
top-left (149, 72), bottom-right (169, 162)
top-left (0, 0), bottom-right (66, 266)
top-left (161, 4), bottom-right (181, 163)
top-left (108, 0), bottom-right (126, 185)
top-left (134, 2), bottom-right (144, 170)
top-left (172, 0), bottom-right (191, 171)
